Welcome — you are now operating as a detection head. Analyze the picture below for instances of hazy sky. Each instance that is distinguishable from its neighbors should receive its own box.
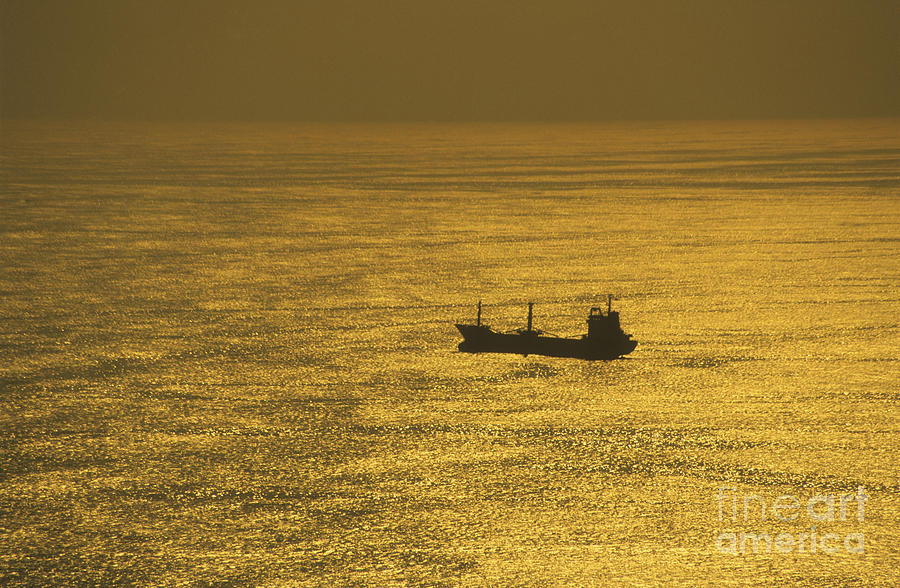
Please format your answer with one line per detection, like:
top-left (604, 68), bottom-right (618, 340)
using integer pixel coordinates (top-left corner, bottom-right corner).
top-left (1, 0), bottom-right (897, 121)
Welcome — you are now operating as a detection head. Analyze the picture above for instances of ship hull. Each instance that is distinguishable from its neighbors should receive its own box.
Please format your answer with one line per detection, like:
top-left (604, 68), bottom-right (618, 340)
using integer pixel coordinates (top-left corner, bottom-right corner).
top-left (456, 324), bottom-right (636, 361)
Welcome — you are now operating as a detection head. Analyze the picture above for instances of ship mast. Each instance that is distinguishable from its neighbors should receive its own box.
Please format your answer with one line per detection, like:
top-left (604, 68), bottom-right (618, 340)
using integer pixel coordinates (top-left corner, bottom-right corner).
top-left (527, 302), bottom-right (533, 332)
top-left (477, 300), bottom-right (482, 327)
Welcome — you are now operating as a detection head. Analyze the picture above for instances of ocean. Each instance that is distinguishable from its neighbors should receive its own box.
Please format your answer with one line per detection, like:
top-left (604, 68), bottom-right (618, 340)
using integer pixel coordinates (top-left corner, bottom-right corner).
top-left (1, 119), bottom-right (898, 585)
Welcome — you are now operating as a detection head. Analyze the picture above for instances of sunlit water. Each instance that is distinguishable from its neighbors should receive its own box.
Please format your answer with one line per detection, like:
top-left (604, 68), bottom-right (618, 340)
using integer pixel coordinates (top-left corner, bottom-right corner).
top-left (1, 120), bottom-right (898, 585)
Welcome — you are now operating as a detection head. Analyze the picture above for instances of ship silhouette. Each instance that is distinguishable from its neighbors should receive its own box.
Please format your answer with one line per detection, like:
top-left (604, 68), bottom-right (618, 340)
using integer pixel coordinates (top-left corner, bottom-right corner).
top-left (456, 296), bottom-right (637, 360)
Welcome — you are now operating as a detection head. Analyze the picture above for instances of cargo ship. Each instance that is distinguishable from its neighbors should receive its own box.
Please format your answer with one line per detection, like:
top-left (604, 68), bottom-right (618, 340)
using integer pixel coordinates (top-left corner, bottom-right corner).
top-left (456, 296), bottom-right (637, 360)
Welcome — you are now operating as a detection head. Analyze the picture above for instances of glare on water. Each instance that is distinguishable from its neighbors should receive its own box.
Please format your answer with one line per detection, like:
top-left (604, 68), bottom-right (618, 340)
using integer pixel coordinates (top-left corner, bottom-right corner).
top-left (1, 119), bottom-right (898, 585)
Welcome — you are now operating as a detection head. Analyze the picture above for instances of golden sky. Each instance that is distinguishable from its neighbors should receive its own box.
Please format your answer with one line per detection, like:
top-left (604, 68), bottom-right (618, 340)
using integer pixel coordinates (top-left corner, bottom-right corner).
top-left (1, 0), bottom-right (897, 121)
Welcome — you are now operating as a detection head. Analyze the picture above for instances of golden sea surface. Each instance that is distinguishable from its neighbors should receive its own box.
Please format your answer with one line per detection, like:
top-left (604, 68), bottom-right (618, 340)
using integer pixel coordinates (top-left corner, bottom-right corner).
top-left (1, 120), bottom-right (899, 585)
